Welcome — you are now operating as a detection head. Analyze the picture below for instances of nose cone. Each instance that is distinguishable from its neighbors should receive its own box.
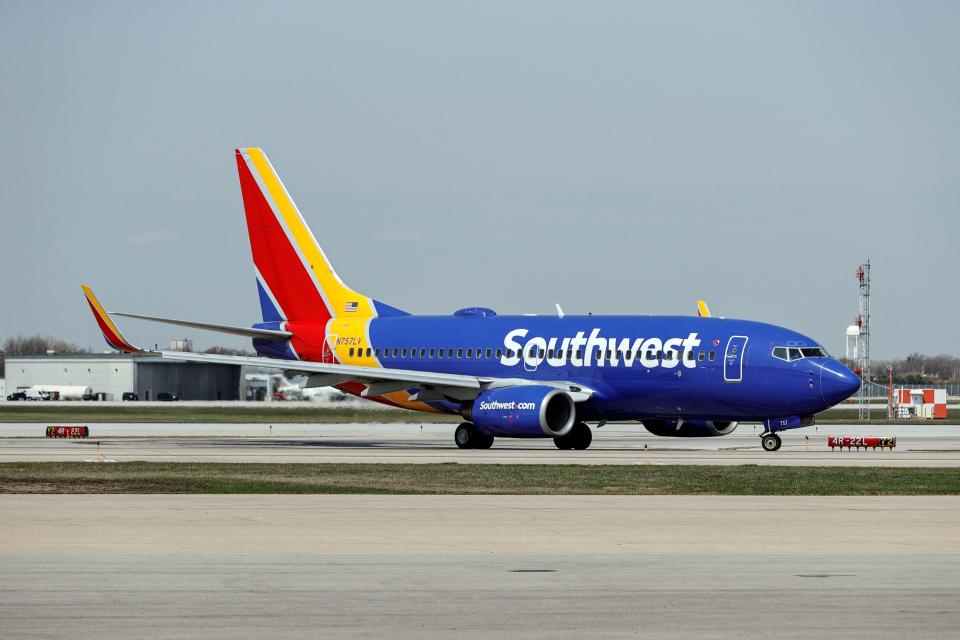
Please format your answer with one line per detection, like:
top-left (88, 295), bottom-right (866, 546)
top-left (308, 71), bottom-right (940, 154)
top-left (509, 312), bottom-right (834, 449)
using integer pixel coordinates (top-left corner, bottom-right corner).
top-left (820, 360), bottom-right (860, 406)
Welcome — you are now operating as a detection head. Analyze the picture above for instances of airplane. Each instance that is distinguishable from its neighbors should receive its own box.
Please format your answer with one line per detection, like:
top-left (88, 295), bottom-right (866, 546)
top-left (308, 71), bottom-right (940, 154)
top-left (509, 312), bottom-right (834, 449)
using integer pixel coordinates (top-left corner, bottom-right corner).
top-left (82, 148), bottom-right (860, 452)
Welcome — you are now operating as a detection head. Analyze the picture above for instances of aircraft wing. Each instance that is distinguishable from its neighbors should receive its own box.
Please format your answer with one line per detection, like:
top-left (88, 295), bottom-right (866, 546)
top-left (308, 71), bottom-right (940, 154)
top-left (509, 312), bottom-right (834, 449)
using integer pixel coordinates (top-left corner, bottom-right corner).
top-left (82, 285), bottom-right (593, 403)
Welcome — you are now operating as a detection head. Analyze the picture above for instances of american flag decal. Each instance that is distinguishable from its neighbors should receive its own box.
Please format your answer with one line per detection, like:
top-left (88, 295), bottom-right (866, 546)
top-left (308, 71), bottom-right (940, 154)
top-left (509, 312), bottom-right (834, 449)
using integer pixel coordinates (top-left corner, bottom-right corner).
top-left (345, 301), bottom-right (359, 312)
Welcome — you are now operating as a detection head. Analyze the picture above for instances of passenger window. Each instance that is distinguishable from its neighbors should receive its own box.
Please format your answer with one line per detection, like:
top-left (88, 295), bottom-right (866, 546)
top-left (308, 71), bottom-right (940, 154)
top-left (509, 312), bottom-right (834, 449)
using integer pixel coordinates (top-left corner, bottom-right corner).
top-left (496, 348), bottom-right (503, 358)
top-left (447, 348), bottom-right (454, 358)
top-left (349, 348), bottom-right (355, 357)
top-left (457, 348), bottom-right (464, 358)
top-left (437, 349), bottom-right (443, 359)
top-left (366, 348), bottom-right (371, 357)
top-left (374, 348), bottom-right (380, 357)
top-left (485, 348), bottom-right (492, 359)
top-left (709, 351), bottom-right (716, 361)
top-left (419, 348), bottom-right (426, 358)
top-left (429, 348), bottom-right (435, 358)
top-left (698, 351), bottom-right (704, 361)
top-left (402, 349), bottom-right (408, 358)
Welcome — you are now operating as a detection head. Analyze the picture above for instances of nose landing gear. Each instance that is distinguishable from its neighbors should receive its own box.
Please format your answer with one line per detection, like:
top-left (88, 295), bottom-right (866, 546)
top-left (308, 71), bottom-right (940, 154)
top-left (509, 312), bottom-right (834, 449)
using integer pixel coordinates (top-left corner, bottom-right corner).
top-left (761, 432), bottom-right (782, 452)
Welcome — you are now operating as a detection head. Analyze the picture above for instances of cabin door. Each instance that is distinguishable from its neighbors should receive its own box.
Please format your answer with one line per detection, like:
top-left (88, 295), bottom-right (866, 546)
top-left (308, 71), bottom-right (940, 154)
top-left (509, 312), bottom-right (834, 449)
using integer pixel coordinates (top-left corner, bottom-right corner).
top-left (723, 336), bottom-right (748, 383)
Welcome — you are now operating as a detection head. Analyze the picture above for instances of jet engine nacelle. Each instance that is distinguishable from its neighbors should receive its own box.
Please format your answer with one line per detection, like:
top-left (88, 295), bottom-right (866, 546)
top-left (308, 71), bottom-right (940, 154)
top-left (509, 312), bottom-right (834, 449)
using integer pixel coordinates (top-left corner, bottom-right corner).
top-left (642, 419), bottom-right (738, 437)
top-left (466, 385), bottom-right (576, 438)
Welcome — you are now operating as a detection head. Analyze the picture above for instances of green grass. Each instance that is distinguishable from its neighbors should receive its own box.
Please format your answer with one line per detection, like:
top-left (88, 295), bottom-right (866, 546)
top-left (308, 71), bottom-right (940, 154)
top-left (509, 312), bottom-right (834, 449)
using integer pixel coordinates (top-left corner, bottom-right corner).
top-left (0, 404), bottom-right (459, 424)
top-left (1, 462), bottom-right (958, 495)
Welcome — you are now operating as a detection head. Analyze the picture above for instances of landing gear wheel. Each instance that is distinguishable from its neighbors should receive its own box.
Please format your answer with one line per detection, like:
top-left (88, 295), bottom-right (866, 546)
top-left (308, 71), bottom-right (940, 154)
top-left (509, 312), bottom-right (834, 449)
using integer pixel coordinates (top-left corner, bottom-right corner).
top-left (554, 422), bottom-right (593, 450)
top-left (475, 433), bottom-right (495, 449)
top-left (455, 423), bottom-right (478, 449)
top-left (571, 422), bottom-right (592, 450)
top-left (761, 433), bottom-right (782, 452)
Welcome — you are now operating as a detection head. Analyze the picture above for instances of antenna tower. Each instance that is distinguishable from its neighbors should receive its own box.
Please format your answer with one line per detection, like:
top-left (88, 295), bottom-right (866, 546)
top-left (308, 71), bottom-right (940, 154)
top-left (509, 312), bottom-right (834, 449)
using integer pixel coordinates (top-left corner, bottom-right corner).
top-left (855, 260), bottom-right (871, 420)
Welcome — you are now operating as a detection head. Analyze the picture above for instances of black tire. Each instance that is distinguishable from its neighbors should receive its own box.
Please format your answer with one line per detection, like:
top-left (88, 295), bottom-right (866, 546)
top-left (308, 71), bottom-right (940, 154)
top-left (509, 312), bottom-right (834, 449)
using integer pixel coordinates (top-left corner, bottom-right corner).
top-left (572, 423), bottom-right (593, 450)
top-left (761, 433), bottom-right (782, 452)
top-left (475, 433), bottom-right (494, 449)
top-left (455, 423), bottom-right (477, 449)
top-left (555, 423), bottom-right (593, 450)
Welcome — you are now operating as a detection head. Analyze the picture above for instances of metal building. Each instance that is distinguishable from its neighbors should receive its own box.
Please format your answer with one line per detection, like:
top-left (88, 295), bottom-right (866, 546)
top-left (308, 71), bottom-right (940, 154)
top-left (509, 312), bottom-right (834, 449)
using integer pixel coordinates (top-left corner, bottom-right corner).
top-left (4, 354), bottom-right (242, 401)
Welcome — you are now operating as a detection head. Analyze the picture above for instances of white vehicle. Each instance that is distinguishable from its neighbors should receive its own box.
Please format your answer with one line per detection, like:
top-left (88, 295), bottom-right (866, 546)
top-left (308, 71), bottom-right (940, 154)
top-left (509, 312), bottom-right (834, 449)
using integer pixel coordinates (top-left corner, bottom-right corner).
top-left (23, 388), bottom-right (52, 401)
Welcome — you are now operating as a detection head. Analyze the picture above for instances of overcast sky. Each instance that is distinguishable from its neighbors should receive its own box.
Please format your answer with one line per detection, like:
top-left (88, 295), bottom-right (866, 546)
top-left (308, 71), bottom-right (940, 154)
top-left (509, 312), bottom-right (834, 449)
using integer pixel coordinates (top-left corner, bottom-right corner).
top-left (1, 0), bottom-right (957, 358)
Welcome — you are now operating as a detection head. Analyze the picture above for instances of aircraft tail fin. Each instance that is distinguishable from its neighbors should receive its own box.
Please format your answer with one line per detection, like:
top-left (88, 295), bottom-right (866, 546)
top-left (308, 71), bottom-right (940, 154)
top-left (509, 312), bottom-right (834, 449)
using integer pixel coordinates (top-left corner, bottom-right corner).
top-left (235, 148), bottom-right (407, 324)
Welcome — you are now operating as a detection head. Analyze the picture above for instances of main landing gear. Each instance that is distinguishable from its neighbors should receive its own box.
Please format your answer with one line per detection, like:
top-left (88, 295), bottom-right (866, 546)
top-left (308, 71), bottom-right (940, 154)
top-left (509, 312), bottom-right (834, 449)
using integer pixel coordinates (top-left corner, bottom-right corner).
top-left (455, 423), bottom-right (494, 450)
top-left (554, 422), bottom-right (593, 450)
top-left (761, 432), bottom-right (782, 452)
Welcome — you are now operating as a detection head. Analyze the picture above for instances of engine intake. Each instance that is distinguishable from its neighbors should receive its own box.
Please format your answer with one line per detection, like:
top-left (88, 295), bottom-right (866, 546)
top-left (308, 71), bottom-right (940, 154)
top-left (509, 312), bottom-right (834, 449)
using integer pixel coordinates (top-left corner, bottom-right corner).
top-left (642, 419), bottom-right (738, 437)
top-left (466, 385), bottom-right (575, 438)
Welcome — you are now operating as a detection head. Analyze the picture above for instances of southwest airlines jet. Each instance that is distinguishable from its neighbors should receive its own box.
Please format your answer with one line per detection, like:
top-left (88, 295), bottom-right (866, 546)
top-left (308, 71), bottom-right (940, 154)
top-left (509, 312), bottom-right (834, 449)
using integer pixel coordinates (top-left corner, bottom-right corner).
top-left (83, 148), bottom-right (860, 452)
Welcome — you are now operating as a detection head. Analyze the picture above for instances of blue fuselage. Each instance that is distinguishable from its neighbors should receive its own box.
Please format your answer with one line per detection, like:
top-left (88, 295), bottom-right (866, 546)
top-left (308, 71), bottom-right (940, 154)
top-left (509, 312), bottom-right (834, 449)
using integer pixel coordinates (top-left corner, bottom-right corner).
top-left (354, 313), bottom-right (860, 422)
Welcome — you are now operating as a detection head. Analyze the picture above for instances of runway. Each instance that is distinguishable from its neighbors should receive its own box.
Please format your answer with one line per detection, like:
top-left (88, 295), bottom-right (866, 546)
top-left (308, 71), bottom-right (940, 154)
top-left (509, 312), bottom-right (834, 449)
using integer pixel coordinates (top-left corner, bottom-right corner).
top-left (1, 495), bottom-right (958, 639)
top-left (2, 422), bottom-right (960, 466)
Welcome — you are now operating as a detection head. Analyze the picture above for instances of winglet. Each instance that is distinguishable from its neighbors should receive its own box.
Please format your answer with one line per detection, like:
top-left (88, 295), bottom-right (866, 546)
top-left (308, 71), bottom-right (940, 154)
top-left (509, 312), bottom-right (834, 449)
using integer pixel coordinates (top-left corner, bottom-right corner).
top-left (696, 300), bottom-right (712, 318)
top-left (81, 285), bottom-right (147, 353)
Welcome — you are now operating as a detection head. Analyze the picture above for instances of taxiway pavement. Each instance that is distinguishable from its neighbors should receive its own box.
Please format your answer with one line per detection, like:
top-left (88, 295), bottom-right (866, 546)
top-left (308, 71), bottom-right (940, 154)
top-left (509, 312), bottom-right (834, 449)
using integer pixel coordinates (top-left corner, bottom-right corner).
top-left (2, 422), bottom-right (960, 466)
top-left (1, 495), bottom-right (958, 639)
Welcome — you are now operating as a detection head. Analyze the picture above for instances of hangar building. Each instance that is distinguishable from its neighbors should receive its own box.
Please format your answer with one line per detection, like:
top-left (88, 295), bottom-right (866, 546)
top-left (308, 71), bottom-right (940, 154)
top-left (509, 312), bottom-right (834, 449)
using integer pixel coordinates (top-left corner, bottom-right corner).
top-left (4, 354), bottom-right (242, 401)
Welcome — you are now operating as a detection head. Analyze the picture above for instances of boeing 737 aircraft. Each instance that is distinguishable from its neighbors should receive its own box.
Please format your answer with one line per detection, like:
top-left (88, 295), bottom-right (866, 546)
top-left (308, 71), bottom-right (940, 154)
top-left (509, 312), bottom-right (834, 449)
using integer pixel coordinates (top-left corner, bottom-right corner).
top-left (83, 148), bottom-right (860, 452)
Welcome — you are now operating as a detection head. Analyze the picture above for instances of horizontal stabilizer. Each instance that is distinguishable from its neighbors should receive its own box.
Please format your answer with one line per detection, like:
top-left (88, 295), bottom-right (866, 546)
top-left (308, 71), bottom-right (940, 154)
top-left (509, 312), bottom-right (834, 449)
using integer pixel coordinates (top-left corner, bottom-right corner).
top-left (111, 312), bottom-right (291, 341)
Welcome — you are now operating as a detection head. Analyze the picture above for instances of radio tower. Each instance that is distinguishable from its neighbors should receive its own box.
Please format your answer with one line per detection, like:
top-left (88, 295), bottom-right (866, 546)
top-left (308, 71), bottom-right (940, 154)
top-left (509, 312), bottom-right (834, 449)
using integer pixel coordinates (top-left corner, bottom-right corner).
top-left (855, 260), bottom-right (871, 420)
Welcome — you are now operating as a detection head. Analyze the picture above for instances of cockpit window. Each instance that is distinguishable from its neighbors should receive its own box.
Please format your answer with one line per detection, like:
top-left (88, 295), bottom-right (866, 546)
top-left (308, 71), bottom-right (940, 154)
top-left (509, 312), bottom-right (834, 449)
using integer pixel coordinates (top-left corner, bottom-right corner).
top-left (773, 345), bottom-right (830, 361)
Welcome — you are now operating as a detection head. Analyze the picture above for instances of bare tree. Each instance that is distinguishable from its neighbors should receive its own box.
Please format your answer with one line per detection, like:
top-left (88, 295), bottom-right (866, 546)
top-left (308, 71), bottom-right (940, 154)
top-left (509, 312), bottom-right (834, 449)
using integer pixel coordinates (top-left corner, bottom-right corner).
top-left (203, 345), bottom-right (256, 357)
top-left (1, 335), bottom-right (89, 356)
top-left (876, 353), bottom-right (960, 384)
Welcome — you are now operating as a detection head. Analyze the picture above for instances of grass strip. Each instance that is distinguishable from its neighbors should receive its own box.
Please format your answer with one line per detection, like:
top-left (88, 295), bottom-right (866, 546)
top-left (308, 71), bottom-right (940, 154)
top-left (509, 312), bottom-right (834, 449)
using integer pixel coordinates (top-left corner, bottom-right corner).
top-left (0, 462), bottom-right (958, 495)
top-left (0, 405), bottom-right (459, 424)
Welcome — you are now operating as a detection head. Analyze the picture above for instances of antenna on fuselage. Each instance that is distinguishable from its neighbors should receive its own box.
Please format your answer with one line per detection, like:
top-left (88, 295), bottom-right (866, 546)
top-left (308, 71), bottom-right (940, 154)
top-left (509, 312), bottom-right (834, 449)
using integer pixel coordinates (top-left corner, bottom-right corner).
top-left (555, 303), bottom-right (565, 319)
